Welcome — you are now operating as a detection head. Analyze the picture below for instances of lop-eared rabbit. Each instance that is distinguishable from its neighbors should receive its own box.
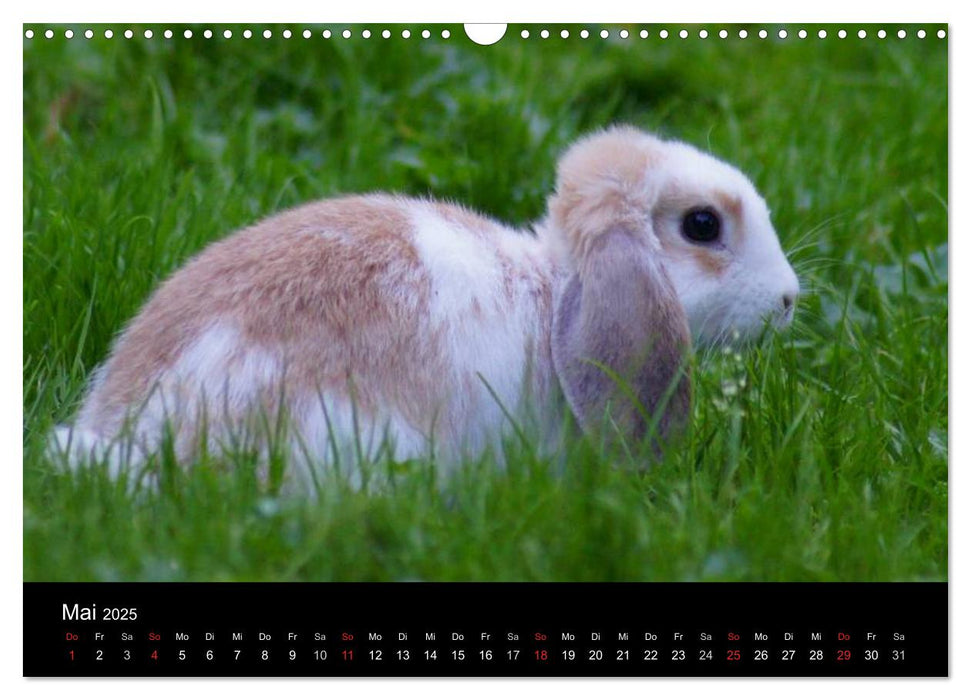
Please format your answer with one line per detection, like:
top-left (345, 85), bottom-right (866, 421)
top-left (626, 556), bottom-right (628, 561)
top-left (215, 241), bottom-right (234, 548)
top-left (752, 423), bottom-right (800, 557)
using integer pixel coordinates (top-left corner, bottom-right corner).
top-left (53, 126), bottom-right (799, 481)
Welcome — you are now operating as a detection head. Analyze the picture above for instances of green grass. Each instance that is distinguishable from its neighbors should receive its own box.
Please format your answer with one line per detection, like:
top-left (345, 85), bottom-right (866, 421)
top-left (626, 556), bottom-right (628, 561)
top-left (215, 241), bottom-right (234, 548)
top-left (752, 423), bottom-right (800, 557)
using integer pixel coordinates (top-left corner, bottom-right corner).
top-left (23, 24), bottom-right (948, 581)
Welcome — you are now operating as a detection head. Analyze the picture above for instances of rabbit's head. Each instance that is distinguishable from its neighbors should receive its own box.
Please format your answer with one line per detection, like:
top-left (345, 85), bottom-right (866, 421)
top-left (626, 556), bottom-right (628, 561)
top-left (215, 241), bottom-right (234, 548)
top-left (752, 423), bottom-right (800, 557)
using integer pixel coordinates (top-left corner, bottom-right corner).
top-left (643, 138), bottom-right (799, 345)
top-left (546, 126), bottom-right (799, 443)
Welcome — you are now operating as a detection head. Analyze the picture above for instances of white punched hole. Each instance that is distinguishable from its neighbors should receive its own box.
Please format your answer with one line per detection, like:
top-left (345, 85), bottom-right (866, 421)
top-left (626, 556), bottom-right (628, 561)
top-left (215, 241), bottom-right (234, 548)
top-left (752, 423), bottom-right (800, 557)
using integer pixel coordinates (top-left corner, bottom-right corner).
top-left (540, 29), bottom-right (549, 39)
top-left (778, 29), bottom-right (788, 39)
top-left (183, 29), bottom-right (192, 39)
top-left (818, 29), bottom-right (827, 39)
top-left (739, 29), bottom-right (748, 39)
top-left (64, 29), bottom-right (73, 39)
top-left (561, 29), bottom-right (569, 39)
top-left (463, 24), bottom-right (506, 45)
top-left (917, 29), bottom-right (926, 38)
top-left (164, 29), bottom-right (173, 39)
top-left (105, 29), bottom-right (114, 39)
top-left (223, 29), bottom-right (232, 39)
top-left (641, 29), bottom-right (649, 38)
top-left (838, 29), bottom-right (847, 39)
top-left (382, 29), bottom-right (390, 39)
top-left (938, 29), bottom-right (946, 38)
top-left (263, 29), bottom-right (272, 39)
top-left (362, 29), bottom-right (371, 39)
top-left (45, 29), bottom-right (54, 39)
top-left (877, 29), bottom-right (886, 39)
top-left (620, 29), bottom-right (629, 39)
top-left (242, 29), bottom-right (252, 39)
top-left (600, 29), bottom-right (609, 39)
top-left (322, 29), bottom-right (331, 39)
top-left (798, 29), bottom-right (807, 39)
top-left (698, 29), bottom-right (708, 39)
top-left (24, 29), bottom-right (34, 39)
top-left (203, 29), bottom-right (212, 39)
top-left (758, 29), bottom-right (768, 39)
top-left (520, 29), bottom-right (529, 39)
top-left (659, 29), bottom-right (669, 39)
top-left (283, 29), bottom-right (292, 39)
top-left (580, 29), bottom-right (589, 39)
top-left (719, 29), bottom-right (727, 39)
top-left (145, 29), bottom-right (154, 39)
top-left (679, 29), bottom-right (688, 39)
top-left (442, 29), bottom-right (450, 39)
top-left (421, 29), bottom-right (430, 39)
top-left (85, 29), bottom-right (94, 39)
top-left (342, 29), bottom-right (351, 39)
top-left (858, 29), bottom-right (867, 39)
top-left (303, 29), bottom-right (311, 39)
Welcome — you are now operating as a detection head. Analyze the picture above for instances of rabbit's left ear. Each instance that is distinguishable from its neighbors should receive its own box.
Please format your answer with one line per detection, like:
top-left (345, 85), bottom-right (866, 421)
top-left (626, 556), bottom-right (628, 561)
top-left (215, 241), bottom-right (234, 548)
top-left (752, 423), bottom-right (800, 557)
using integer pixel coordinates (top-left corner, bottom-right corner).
top-left (551, 226), bottom-right (691, 446)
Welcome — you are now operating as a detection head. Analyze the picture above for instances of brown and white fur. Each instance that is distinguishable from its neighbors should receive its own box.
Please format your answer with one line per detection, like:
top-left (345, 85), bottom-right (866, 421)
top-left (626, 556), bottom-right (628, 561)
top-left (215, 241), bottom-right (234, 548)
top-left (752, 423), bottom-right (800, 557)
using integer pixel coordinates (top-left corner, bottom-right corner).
top-left (52, 126), bottom-right (799, 480)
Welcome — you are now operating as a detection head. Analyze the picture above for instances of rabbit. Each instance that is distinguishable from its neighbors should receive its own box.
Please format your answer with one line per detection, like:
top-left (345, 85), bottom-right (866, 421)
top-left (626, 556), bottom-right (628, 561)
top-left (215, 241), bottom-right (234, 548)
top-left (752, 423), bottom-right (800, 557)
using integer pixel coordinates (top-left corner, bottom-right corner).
top-left (50, 125), bottom-right (799, 481)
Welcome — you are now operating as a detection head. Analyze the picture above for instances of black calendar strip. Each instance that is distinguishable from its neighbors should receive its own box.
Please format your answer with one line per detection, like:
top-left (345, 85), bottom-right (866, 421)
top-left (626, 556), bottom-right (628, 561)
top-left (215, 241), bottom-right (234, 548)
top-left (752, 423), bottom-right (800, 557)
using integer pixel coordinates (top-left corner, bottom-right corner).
top-left (24, 582), bottom-right (947, 677)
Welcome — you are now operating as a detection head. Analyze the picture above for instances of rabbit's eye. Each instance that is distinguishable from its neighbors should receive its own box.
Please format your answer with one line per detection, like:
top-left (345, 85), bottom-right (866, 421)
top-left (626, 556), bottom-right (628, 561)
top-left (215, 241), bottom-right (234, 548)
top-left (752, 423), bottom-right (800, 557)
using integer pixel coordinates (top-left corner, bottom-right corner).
top-left (682, 208), bottom-right (721, 243)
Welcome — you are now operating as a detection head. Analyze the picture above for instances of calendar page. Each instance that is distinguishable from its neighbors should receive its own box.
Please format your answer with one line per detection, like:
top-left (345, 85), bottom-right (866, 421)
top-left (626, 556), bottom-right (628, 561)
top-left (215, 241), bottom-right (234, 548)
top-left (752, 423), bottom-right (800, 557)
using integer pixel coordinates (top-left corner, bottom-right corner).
top-left (22, 21), bottom-right (948, 677)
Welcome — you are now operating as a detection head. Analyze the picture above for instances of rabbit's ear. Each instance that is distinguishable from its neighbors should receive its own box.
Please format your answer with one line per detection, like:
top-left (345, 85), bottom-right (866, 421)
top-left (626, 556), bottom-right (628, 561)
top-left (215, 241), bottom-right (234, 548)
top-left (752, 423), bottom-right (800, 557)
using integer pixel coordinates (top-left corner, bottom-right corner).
top-left (551, 226), bottom-right (691, 446)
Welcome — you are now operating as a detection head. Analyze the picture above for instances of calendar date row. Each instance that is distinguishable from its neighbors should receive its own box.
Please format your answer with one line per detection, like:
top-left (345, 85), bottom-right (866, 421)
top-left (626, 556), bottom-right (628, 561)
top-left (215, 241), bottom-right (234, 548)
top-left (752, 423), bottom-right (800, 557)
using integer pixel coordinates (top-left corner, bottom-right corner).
top-left (63, 644), bottom-right (909, 665)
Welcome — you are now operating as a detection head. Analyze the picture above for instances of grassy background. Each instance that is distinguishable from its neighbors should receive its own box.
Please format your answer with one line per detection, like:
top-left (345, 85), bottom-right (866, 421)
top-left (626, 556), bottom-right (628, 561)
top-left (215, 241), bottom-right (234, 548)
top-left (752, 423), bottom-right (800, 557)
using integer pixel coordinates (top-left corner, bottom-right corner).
top-left (24, 24), bottom-right (947, 581)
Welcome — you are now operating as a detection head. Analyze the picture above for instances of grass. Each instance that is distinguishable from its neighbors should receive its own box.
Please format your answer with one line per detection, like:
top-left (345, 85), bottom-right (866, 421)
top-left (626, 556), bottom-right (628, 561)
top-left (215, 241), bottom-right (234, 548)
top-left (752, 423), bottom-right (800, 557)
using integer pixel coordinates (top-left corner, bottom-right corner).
top-left (23, 24), bottom-right (948, 582)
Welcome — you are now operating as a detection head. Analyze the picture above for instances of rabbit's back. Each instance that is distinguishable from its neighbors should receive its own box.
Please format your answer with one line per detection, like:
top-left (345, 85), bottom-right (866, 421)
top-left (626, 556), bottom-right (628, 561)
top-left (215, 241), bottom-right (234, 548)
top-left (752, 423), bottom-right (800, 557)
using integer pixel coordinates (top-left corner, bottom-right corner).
top-left (72, 194), bottom-right (557, 467)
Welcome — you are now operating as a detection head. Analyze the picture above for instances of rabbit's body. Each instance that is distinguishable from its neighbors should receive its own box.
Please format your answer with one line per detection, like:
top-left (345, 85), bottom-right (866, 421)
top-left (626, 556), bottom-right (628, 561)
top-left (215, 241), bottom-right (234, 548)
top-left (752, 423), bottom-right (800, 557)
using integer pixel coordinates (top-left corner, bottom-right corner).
top-left (54, 127), bottom-right (801, 479)
top-left (61, 195), bottom-right (564, 471)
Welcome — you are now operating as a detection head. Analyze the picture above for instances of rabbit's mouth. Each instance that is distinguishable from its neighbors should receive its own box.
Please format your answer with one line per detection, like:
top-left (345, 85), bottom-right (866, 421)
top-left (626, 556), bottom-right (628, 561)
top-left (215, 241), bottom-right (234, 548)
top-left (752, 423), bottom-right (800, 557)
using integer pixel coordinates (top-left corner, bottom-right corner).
top-left (773, 294), bottom-right (797, 328)
top-left (691, 303), bottom-right (795, 349)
